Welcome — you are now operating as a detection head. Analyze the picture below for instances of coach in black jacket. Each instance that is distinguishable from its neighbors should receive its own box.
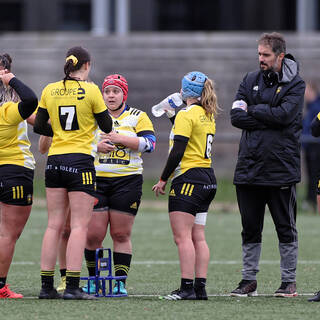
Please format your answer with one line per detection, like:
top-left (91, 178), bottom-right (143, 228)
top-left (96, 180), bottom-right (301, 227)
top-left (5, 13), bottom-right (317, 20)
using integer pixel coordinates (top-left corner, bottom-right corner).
top-left (229, 32), bottom-right (305, 298)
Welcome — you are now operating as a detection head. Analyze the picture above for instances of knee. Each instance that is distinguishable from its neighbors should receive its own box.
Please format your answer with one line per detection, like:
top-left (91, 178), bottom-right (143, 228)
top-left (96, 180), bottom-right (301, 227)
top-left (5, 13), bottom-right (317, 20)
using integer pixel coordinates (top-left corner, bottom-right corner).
top-left (111, 230), bottom-right (130, 243)
top-left (173, 233), bottom-right (190, 247)
top-left (86, 233), bottom-right (104, 248)
top-left (241, 230), bottom-right (262, 243)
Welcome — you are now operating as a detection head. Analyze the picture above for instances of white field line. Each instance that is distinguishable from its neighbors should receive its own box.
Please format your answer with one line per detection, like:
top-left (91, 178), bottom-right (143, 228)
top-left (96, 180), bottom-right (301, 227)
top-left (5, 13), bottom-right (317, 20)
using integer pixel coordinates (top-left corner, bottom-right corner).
top-left (22, 293), bottom-right (315, 299)
top-left (11, 260), bottom-right (320, 265)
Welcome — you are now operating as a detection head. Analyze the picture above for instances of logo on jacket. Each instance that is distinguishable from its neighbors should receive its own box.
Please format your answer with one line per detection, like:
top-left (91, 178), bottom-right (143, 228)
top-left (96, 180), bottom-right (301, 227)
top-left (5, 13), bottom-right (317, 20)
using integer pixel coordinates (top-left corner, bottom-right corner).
top-left (276, 86), bottom-right (282, 94)
top-left (253, 85), bottom-right (259, 91)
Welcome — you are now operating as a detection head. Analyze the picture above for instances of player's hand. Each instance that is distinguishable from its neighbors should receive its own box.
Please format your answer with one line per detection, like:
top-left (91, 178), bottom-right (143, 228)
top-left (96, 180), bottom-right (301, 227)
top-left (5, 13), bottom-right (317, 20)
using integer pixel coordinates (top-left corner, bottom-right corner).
top-left (97, 139), bottom-right (115, 153)
top-left (152, 180), bottom-right (167, 197)
top-left (232, 100), bottom-right (247, 112)
top-left (103, 130), bottom-right (123, 144)
top-left (0, 70), bottom-right (15, 86)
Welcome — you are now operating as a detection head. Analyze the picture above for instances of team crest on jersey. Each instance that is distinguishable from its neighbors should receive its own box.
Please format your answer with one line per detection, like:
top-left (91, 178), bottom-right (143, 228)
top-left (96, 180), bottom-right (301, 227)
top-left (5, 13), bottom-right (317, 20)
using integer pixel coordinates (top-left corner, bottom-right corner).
top-left (130, 202), bottom-right (137, 209)
top-left (27, 194), bottom-right (32, 204)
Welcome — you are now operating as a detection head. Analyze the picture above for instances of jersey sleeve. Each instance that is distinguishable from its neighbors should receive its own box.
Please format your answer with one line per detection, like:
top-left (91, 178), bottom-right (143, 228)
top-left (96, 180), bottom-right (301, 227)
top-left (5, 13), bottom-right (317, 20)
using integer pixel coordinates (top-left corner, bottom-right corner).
top-left (91, 85), bottom-right (107, 114)
top-left (136, 112), bottom-right (155, 134)
top-left (174, 109), bottom-right (193, 138)
top-left (1, 102), bottom-right (23, 125)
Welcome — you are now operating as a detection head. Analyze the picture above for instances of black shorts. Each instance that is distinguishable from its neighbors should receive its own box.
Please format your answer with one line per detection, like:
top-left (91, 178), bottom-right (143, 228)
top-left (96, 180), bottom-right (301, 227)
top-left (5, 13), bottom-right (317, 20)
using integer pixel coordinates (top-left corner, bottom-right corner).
top-left (169, 168), bottom-right (217, 216)
top-left (45, 153), bottom-right (96, 197)
top-left (0, 164), bottom-right (34, 206)
top-left (94, 174), bottom-right (143, 216)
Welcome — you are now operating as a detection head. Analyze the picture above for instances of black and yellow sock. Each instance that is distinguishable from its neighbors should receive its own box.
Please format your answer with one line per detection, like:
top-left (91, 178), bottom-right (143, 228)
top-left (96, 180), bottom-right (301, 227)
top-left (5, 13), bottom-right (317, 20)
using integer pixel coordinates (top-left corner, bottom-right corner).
top-left (41, 270), bottom-right (55, 289)
top-left (0, 277), bottom-right (6, 289)
top-left (66, 270), bottom-right (81, 290)
top-left (60, 269), bottom-right (66, 278)
top-left (181, 278), bottom-right (194, 290)
top-left (85, 249), bottom-right (96, 277)
top-left (113, 252), bottom-right (132, 284)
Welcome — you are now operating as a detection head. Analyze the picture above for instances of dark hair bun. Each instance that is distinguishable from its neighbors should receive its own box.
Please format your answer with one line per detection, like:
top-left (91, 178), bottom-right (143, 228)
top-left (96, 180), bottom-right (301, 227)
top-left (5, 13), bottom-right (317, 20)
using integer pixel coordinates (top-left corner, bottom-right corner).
top-left (2, 53), bottom-right (12, 64)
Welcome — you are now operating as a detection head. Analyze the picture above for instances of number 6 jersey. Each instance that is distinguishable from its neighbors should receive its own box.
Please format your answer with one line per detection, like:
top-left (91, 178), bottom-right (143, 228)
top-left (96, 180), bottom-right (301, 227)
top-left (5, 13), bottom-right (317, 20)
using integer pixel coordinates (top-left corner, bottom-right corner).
top-left (170, 104), bottom-right (215, 180)
top-left (38, 80), bottom-right (107, 157)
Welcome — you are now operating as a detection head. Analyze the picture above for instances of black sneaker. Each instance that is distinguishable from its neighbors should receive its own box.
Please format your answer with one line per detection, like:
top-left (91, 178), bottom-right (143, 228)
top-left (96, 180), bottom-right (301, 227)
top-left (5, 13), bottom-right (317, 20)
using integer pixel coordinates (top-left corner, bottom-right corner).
top-left (63, 288), bottom-right (97, 300)
top-left (194, 286), bottom-right (208, 300)
top-left (308, 291), bottom-right (320, 302)
top-left (160, 288), bottom-right (196, 300)
top-left (274, 282), bottom-right (297, 297)
top-left (230, 280), bottom-right (257, 297)
top-left (39, 288), bottom-right (62, 299)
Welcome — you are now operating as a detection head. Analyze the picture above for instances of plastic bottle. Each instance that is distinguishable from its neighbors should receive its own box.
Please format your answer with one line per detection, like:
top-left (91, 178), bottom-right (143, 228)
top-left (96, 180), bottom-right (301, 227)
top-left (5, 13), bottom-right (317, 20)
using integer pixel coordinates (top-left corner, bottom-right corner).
top-left (151, 92), bottom-right (183, 117)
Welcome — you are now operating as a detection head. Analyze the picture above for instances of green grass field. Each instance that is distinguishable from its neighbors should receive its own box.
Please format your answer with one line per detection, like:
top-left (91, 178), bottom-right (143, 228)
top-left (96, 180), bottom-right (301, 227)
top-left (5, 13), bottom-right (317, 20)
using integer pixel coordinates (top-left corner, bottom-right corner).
top-left (2, 194), bottom-right (320, 319)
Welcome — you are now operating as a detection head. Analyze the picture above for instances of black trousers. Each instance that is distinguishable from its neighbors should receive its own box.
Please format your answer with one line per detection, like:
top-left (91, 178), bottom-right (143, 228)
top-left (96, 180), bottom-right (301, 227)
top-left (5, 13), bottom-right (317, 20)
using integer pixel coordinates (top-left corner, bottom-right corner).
top-left (236, 184), bottom-right (298, 281)
top-left (236, 184), bottom-right (297, 244)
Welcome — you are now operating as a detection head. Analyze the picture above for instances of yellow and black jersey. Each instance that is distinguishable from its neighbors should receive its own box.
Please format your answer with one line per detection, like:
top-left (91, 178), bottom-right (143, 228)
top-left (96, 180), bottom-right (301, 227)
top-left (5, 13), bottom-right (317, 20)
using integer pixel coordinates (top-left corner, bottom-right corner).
top-left (39, 80), bottom-right (107, 157)
top-left (170, 104), bottom-right (215, 180)
top-left (0, 101), bottom-right (35, 169)
top-left (95, 106), bottom-right (155, 177)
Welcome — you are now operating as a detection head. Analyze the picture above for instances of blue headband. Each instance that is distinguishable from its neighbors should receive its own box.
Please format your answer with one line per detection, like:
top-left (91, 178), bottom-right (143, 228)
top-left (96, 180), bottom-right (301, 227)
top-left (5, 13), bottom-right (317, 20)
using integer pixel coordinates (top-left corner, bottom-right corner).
top-left (181, 71), bottom-right (208, 100)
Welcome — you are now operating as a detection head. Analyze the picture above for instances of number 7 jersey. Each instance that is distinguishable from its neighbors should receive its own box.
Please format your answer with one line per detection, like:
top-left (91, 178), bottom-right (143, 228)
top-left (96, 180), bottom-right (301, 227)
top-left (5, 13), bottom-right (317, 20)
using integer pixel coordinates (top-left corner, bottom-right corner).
top-left (39, 80), bottom-right (107, 157)
top-left (170, 104), bottom-right (215, 180)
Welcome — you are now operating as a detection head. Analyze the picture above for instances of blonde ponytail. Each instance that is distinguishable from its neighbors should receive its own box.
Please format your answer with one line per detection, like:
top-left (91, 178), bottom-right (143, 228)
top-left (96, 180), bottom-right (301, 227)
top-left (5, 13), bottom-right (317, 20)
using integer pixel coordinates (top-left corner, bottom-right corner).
top-left (200, 78), bottom-right (220, 119)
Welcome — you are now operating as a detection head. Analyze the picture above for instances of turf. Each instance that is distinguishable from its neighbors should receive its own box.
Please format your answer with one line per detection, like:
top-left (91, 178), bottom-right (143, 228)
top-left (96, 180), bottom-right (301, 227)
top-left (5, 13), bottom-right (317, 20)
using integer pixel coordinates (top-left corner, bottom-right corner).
top-left (2, 205), bottom-right (320, 319)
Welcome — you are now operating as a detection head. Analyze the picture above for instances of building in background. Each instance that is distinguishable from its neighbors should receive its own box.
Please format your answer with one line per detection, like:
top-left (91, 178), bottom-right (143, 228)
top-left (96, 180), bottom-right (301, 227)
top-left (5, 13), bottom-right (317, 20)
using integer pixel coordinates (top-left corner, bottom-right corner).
top-left (0, 0), bottom-right (318, 33)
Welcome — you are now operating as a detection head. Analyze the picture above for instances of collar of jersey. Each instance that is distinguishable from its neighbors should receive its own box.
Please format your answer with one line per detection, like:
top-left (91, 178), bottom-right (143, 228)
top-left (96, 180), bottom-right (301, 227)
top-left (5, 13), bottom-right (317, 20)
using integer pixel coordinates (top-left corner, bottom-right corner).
top-left (108, 104), bottom-right (129, 119)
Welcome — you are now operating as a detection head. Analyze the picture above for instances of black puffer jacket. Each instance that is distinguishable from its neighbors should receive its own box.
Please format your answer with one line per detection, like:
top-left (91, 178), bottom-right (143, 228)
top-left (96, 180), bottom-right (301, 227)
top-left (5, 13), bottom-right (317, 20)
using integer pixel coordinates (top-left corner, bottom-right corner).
top-left (230, 54), bottom-right (305, 186)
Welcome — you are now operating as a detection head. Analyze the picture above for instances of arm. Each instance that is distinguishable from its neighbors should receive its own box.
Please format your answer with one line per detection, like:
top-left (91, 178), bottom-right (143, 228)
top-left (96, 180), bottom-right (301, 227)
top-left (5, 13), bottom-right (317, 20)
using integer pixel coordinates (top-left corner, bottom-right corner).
top-left (230, 108), bottom-right (267, 130)
top-left (34, 107), bottom-right (53, 137)
top-left (0, 73), bottom-right (38, 120)
top-left (101, 130), bottom-right (156, 153)
top-left (27, 113), bottom-right (36, 126)
top-left (152, 136), bottom-right (188, 197)
top-left (38, 136), bottom-right (52, 154)
top-left (311, 112), bottom-right (320, 137)
top-left (247, 80), bottom-right (306, 127)
top-left (94, 110), bottom-right (113, 134)
top-left (230, 73), bottom-right (267, 130)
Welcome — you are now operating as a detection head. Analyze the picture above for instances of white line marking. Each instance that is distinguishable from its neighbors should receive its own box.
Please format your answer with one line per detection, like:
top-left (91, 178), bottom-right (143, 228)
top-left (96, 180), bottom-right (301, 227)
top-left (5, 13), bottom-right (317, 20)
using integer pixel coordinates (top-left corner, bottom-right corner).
top-left (21, 293), bottom-right (315, 299)
top-left (12, 260), bottom-right (320, 266)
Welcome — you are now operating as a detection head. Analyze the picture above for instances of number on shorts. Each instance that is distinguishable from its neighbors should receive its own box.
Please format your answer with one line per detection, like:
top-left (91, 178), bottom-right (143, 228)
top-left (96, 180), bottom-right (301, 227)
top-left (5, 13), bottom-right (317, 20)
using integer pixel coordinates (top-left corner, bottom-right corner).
top-left (204, 134), bottom-right (214, 158)
top-left (59, 105), bottom-right (79, 131)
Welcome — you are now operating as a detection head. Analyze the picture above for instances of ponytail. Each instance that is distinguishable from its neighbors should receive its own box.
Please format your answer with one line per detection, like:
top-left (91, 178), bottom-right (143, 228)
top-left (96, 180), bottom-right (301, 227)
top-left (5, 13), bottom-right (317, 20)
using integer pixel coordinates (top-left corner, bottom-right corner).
top-left (200, 78), bottom-right (220, 119)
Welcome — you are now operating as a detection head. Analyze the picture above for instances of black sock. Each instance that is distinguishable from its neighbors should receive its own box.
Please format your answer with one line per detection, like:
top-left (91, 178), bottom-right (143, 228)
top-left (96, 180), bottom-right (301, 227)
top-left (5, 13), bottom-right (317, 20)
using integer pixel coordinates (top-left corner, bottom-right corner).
top-left (181, 278), bottom-right (193, 290)
top-left (66, 270), bottom-right (80, 290)
top-left (41, 270), bottom-right (54, 290)
top-left (194, 278), bottom-right (206, 289)
top-left (60, 269), bottom-right (66, 278)
top-left (113, 252), bottom-right (132, 284)
top-left (0, 277), bottom-right (6, 289)
top-left (85, 248), bottom-right (96, 277)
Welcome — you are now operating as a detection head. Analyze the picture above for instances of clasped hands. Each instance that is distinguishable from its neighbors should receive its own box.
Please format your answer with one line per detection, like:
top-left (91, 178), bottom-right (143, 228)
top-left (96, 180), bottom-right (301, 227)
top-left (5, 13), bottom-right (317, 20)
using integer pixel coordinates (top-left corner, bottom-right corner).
top-left (232, 100), bottom-right (247, 112)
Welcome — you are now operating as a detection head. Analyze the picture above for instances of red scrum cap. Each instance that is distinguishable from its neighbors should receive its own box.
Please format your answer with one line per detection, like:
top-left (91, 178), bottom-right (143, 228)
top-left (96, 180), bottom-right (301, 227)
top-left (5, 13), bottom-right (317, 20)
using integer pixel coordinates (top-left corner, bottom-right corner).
top-left (102, 74), bottom-right (128, 102)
